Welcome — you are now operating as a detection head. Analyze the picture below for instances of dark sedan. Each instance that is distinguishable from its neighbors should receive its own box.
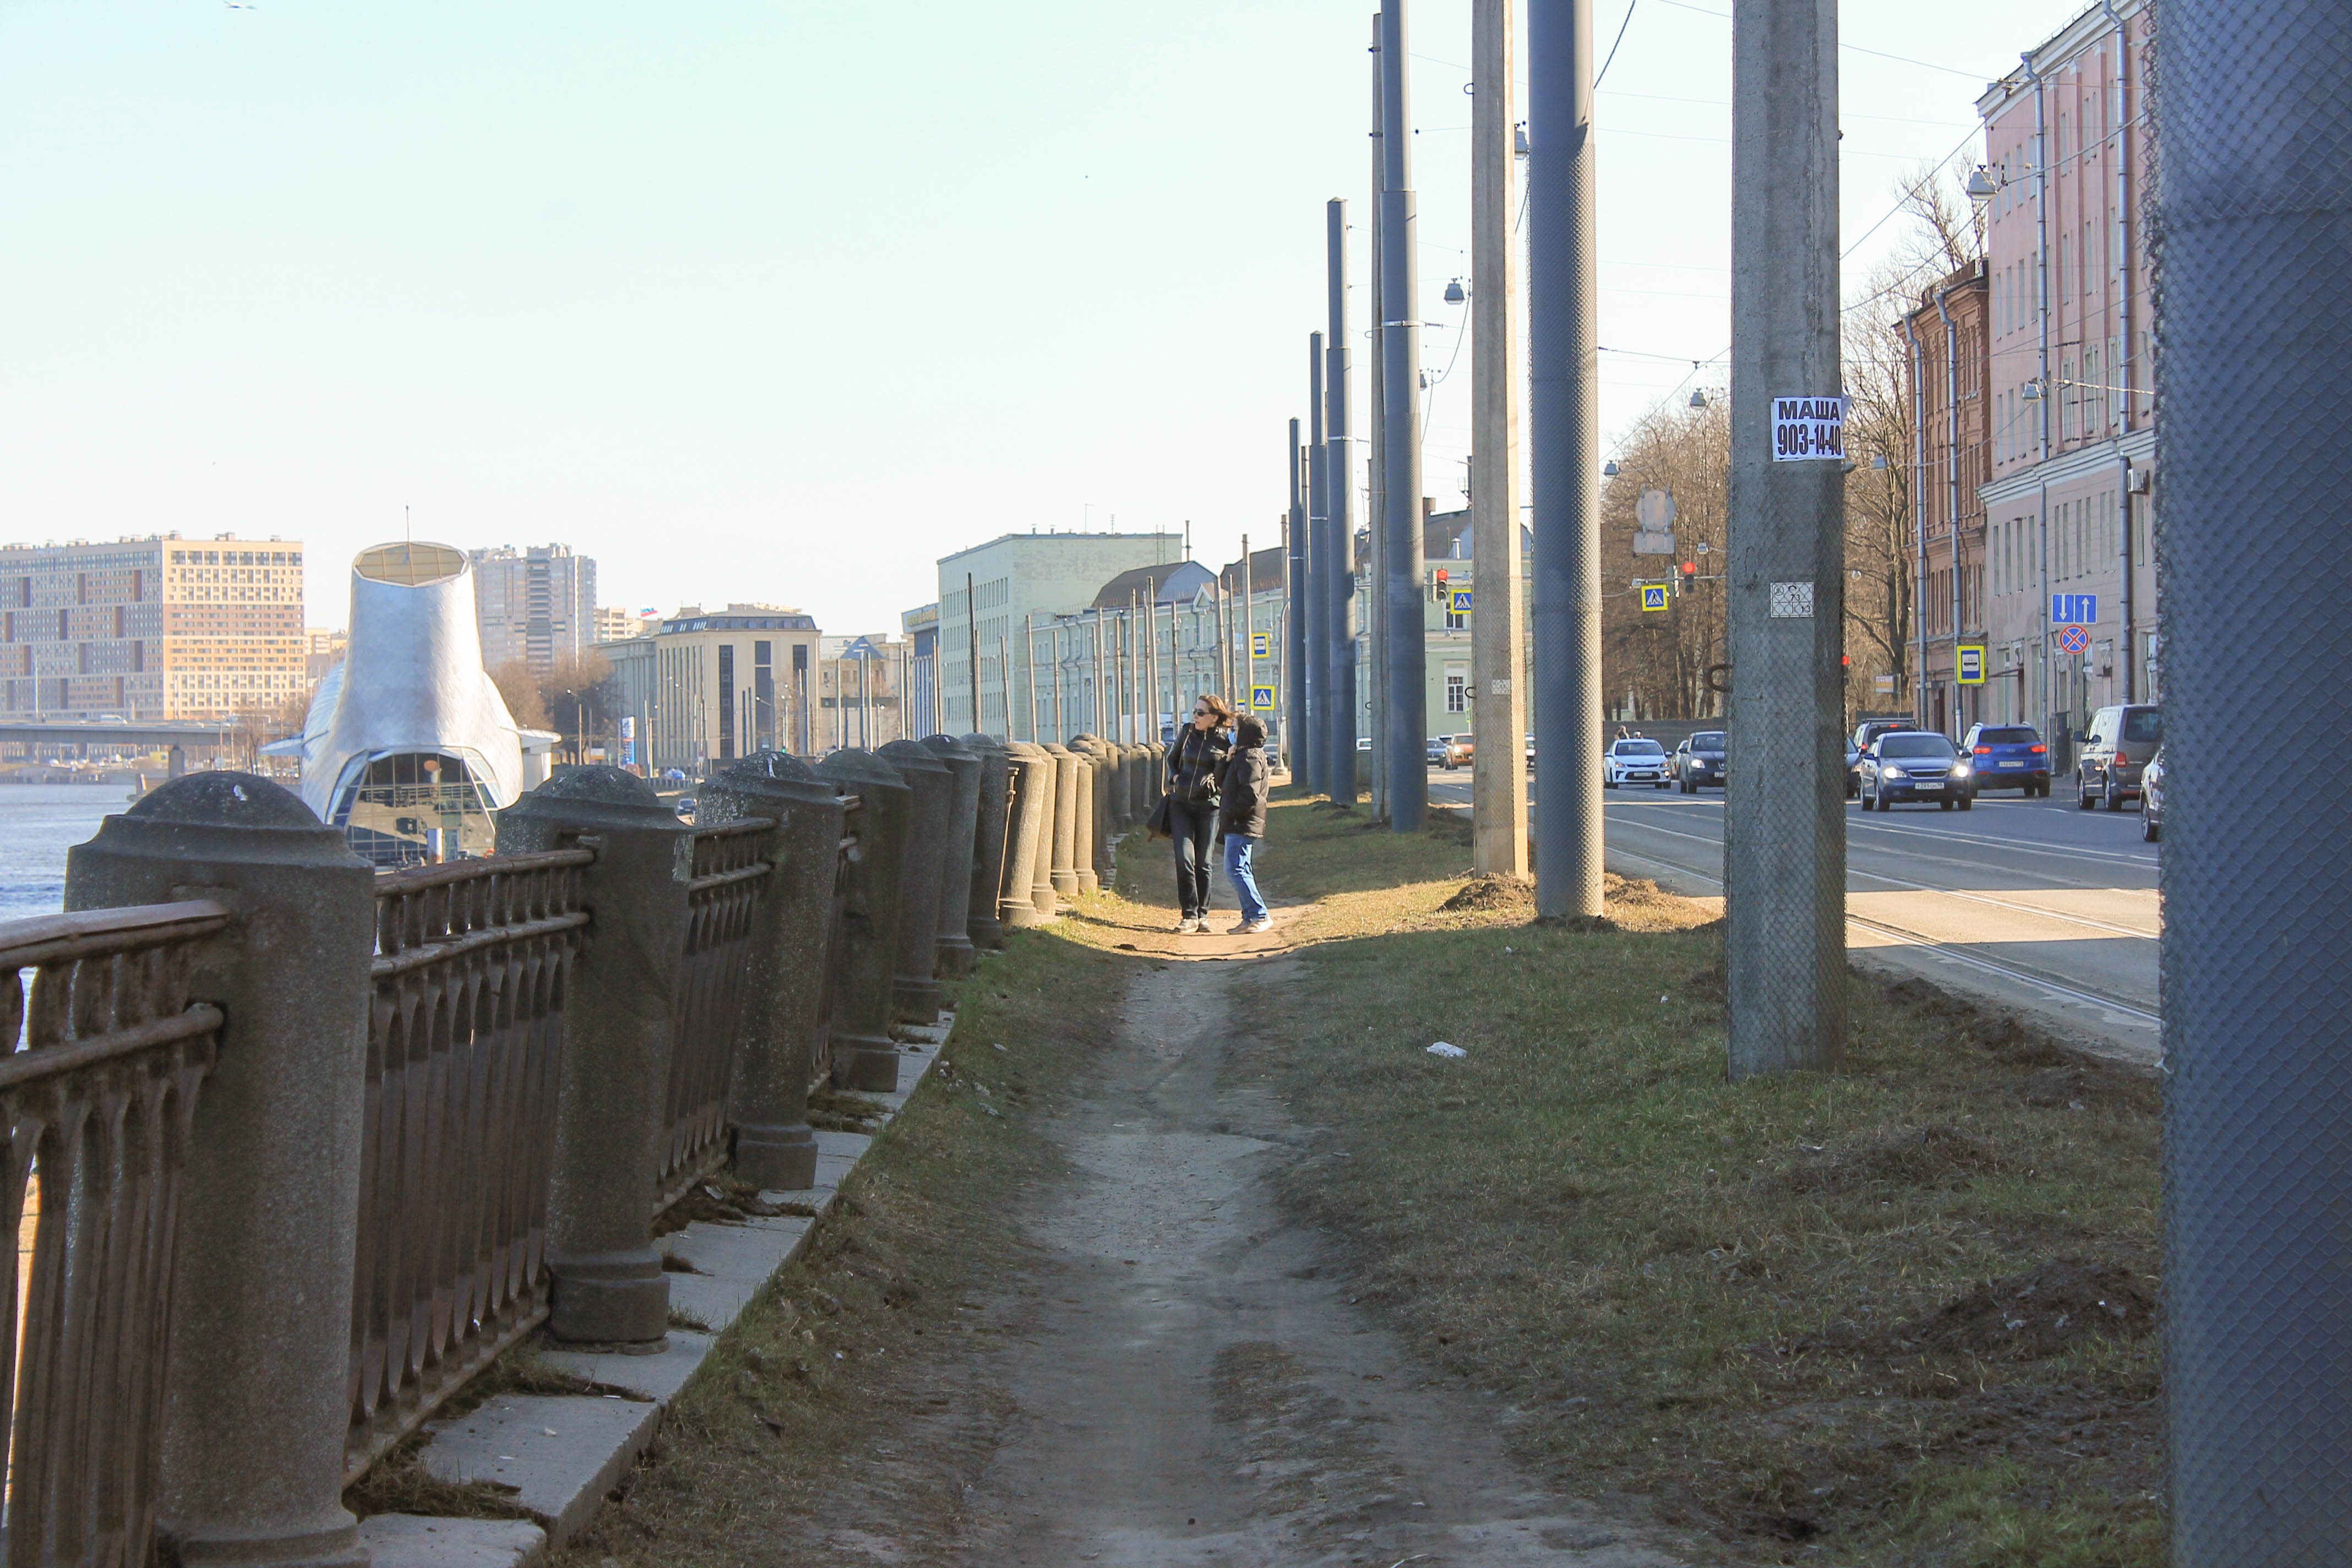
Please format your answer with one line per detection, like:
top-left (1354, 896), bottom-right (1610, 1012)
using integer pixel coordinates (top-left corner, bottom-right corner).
top-left (1674, 731), bottom-right (1727, 792)
top-left (1856, 732), bottom-right (1973, 812)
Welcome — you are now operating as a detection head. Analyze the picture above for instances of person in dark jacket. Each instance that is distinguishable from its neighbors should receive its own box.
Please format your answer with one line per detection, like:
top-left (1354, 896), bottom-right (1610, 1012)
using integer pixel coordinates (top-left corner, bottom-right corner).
top-left (1218, 711), bottom-right (1273, 933)
top-left (1164, 694), bottom-right (1232, 932)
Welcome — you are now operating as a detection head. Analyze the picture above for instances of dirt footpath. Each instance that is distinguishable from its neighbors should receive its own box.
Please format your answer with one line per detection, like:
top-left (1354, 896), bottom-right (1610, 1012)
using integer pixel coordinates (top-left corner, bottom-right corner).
top-left (952, 951), bottom-right (1687, 1566)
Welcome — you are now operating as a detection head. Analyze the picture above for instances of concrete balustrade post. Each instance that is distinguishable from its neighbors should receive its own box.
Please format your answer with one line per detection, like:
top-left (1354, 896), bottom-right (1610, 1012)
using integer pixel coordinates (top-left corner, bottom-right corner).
top-left (875, 739), bottom-right (953, 1022)
top-left (1042, 743), bottom-right (1081, 897)
top-left (998, 744), bottom-right (1054, 929)
top-left (1019, 744), bottom-right (1060, 919)
top-left (812, 748), bottom-right (913, 1092)
top-left (919, 734), bottom-right (981, 977)
top-left (960, 733), bottom-right (1011, 949)
top-left (65, 774), bottom-right (375, 1567)
top-left (699, 752), bottom-right (845, 1190)
top-left (1065, 739), bottom-right (1099, 895)
top-left (497, 767), bottom-right (692, 1346)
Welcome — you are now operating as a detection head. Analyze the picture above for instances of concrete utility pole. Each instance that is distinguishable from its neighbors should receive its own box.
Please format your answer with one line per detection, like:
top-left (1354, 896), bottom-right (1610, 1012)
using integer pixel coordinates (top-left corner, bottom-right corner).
top-left (1471, 0), bottom-right (1529, 877)
top-left (1723, 0), bottom-right (1845, 1078)
top-left (1366, 13), bottom-right (1390, 818)
top-left (1527, 0), bottom-right (1603, 917)
top-left (1306, 334), bottom-right (1332, 796)
top-left (1326, 199), bottom-right (1360, 804)
top-left (1286, 425), bottom-right (1309, 778)
top-left (1240, 530), bottom-right (1255, 723)
top-left (1377, 0), bottom-right (1428, 832)
top-left (965, 571), bottom-right (981, 738)
top-left (2158, 6), bottom-right (2352, 1557)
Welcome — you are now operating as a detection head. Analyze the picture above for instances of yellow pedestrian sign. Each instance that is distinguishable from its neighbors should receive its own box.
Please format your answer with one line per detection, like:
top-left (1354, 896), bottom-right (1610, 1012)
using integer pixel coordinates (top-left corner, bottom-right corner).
top-left (1640, 584), bottom-right (1670, 612)
top-left (1956, 645), bottom-right (1986, 684)
top-left (1449, 589), bottom-right (1473, 614)
top-left (1250, 685), bottom-right (1275, 710)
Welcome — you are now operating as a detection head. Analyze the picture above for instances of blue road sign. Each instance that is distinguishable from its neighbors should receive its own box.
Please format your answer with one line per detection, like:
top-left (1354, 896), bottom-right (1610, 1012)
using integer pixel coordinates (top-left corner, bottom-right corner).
top-left (2051, 592), bottom-right (2097, 625)
top-left (1450, 589), bottom-right (1473, 614)
top-left (1640, 584), bottom-right (1670, 612)
top-left (1250, 685), bottom-right (1276, 709)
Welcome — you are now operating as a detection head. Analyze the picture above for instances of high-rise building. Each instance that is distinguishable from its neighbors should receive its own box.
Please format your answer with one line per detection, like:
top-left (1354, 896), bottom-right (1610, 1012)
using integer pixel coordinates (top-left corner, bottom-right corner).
top-left (1, 533), bottom-right (306, 720)
top-left (593, 606), bottom-right (643, 646)
top-left (469, 545), bottom-right (597, 675)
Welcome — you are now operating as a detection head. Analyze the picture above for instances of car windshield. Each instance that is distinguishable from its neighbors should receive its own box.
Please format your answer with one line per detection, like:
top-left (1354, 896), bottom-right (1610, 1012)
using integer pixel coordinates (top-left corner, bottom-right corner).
top-left (1691, 733), bottom-right (1725, 750)
top-left (1880, 735), bottom-right (1958, 760)
top-left (1614, 741), bottom-right (1665, 756)
top-left (1978, 727), bottom-right (2039, 745)
top-left (2121, 709), bottom-right (2162, 744)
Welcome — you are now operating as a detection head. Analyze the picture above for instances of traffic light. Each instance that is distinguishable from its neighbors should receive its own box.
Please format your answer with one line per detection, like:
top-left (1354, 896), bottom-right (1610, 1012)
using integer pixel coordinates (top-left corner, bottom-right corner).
top-left (1679, 560), bottom-right (1697, 596)
top-left (1432, 567), bottom-right (1451, 603)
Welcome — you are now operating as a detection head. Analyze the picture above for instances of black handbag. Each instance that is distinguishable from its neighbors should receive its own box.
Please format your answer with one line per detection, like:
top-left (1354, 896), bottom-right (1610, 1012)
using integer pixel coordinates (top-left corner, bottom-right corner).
top-left (1146, 793), bottom-right (1174, 840)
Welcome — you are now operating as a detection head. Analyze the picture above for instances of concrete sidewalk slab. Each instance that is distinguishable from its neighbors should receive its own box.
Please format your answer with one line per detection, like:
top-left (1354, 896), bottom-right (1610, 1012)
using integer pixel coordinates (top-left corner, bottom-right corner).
top-left (356, 1515), bottom-right (547, 1568)
top-left (419, 1393), bottom-right (661, 1543)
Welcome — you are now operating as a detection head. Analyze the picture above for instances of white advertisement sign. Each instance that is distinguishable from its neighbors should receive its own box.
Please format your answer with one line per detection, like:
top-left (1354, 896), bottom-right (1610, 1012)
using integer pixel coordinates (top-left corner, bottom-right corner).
top-left (1770, 395), bottom-right (1847, 462)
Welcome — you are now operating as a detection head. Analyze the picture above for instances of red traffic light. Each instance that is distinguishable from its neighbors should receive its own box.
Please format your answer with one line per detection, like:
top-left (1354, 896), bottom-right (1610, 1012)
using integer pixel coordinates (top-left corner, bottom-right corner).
top-left (1680, 562), bottom-right (1696, 577)
top-left (1434, 568), bottom-right (1450, 584)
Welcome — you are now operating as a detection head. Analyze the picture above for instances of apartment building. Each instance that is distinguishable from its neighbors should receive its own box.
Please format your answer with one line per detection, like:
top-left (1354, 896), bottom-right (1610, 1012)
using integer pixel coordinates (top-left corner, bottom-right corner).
top-left (935, 531), bottom-right (1180, 736)
top-left (1, 533), bottom-right (306, 720)
top-left (816, 634), bottom-right (908, 750)
top-left (1975, 0), bottom-right (2158, 739)
top-left (1901, 261), bottom-right (1992, 738)
top-left (599, 604), bottom-right (821, 773)
top-left (470, 545), bottom-right (598, 675)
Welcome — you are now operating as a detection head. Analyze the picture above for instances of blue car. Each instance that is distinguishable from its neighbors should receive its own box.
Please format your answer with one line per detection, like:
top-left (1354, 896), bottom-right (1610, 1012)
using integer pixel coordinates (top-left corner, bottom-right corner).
top-left (1856, 732), bottom-right (1973, 811)
top-left (1961, 722), bottom-right (2050, 797)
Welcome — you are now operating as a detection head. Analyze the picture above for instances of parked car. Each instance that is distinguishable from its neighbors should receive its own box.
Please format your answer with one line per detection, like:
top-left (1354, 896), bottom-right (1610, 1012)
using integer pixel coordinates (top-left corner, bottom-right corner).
top-left (1441, 736), bottom-right (1474, 769)
top-left (1848, 718), bottom-right (1915, 797)
top-left (2077, 703), bottom-right (2162, 810)
top-left (1961, 722), bottom-right (2051, 796)
top-left (1603, 738), bottom-right (1672, 789)
top-left (1856, 731), bottom-right (1973, 811)
top-left (2138, 745), bottom-right (2164, 842)
top-left (1526, 733), bottom-right (1536, 770)
top-left (1673, 731), bottom-right (1727, 792)
top-left (1427, 736), bottom-right (1450, 767)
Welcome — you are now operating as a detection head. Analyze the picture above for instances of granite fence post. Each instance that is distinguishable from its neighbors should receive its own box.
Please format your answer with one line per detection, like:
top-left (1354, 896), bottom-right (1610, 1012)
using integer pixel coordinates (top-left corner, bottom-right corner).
top-left (920, 734), bottom-right (981, 977)
top-left (1042, 743), bottom-right (1081, 898)
top-left (65, 772), bottom-right (375, 1567)
top-left (1066, 740), bottom-right (1099, 895)
top-left (497, 767), bottom-right (692, 1346)
top-left (875, 738), bottom-right (952, 1022)
top-left (812, 748), bottom-right (912, 1092)
top-left (1022, 744), bottom-right (1060, 919)
top-left (960, 732), bottom-right (1011, 949)
top-left (698, 752), bottom-right (845, 1190)
top-left (999, 744), bottom-right (1054, 929)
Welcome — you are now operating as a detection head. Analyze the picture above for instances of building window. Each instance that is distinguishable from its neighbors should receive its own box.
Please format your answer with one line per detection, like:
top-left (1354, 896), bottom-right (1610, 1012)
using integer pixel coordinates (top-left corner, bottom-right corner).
top-left (1445, 673), bottom-right (1466, 714)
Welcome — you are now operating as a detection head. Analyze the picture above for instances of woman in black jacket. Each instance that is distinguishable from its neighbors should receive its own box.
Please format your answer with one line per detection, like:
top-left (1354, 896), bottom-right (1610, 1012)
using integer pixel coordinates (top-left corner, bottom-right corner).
top-left (1218, 711), bottom-right (1273, 933)
top-left (1164, 694), bottom-right (1232, 932)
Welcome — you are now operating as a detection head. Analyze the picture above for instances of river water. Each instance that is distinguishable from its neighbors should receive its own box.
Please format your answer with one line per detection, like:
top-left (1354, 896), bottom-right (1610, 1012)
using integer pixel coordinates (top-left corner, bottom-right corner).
top-left (0, 785), bottom-right (135, 923)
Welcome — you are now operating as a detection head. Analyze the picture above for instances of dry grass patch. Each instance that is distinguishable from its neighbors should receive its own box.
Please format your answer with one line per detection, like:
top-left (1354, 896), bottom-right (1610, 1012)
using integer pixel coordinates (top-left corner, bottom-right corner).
top-left (1225, 859), bottom-right (2161, 1566)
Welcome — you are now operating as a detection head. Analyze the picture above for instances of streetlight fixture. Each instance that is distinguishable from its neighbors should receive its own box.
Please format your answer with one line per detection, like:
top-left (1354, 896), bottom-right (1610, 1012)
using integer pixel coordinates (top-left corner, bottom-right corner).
top-left (1689, 389), bottom-right (1708, 409)
top-left (1444, 277), bottom-right (1467, 304)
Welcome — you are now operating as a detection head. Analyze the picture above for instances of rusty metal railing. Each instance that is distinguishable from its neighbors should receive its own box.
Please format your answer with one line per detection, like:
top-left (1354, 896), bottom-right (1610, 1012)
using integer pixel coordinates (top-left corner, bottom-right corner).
top-left (345, 849), bottom-right (592, 1477)
top-left (655, 819), bottom-right (774, 1211)
top-left (0, 899), bottom-right (230, 1567)
top-left (811, 795), bottom-right (861, 1089)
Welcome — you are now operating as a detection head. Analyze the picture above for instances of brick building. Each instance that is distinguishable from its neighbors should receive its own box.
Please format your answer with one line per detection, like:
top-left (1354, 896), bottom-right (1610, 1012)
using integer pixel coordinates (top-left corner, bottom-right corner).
top-left (1, 533), bottom-right (306, 720)
top-left (1901, 261), bottom-right (1991, 738)
top-left (1974, 0), bottom-right (2158, 740)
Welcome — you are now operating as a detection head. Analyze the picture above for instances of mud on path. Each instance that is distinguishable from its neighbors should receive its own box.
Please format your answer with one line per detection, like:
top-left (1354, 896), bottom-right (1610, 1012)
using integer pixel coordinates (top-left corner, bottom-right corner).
top-left (941, 950), bottom-right (1687, 1566)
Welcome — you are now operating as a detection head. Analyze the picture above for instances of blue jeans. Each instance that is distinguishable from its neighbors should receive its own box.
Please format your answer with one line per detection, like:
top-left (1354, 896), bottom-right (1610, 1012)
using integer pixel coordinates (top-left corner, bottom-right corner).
top-left (1222, 833), bottom-right (1268, 923)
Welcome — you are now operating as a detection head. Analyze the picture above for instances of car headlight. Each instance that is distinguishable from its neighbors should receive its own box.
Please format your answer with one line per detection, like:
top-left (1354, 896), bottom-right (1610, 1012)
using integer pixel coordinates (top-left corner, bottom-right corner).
top-left (1881, 766), bottom-right (1905, 780)
top-left (1951, 763), bottom-right (1970, 776)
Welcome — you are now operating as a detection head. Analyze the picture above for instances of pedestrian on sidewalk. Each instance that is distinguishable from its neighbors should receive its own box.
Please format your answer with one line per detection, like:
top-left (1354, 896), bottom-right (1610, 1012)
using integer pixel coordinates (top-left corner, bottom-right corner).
top-left (1165, 693), bottom-right (1232, 933)
top-left (1219, 711), bottom-right (1273, 934)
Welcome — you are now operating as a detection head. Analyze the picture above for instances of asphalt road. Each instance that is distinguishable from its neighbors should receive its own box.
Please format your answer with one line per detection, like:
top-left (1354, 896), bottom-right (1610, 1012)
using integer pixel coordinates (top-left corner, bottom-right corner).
top-left (1423, 764), bottom-right (2160, 1064)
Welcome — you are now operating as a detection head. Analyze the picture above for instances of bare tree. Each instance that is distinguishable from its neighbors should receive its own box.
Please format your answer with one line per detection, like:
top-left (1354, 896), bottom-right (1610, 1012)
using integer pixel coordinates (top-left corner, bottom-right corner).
top-left (489, 662), bottom-right (553, 730)
top-left (538, 651), bottom-right (617, 763)
top-left (1598, 395), bottom-right (1731, 718)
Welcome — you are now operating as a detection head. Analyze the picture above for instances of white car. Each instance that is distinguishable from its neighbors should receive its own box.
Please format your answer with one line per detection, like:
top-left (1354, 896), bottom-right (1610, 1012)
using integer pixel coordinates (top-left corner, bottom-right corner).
top-left (1603, 738), bottom-right (1672, 789)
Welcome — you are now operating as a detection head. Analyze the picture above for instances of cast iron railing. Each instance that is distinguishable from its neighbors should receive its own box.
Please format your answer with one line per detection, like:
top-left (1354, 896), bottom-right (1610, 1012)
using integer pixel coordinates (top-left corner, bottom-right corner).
top-left (656, 820), bottom-right (773, 1211)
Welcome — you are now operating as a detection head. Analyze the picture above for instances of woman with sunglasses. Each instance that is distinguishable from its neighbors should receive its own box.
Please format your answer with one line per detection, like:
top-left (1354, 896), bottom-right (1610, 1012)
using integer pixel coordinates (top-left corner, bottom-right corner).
top-left (1164, 693), bottom-right (1233, 932)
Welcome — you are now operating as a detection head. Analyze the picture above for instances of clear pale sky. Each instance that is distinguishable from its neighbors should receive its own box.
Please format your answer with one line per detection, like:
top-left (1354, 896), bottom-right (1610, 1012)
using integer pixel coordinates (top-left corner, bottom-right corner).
top-left (0, 0), bottom-right (2089, 636)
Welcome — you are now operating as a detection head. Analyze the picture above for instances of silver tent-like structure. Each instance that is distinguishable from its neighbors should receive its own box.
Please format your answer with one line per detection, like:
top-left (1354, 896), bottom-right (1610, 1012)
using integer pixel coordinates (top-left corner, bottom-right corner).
top-left (268, 541), bottom-right (556, 865)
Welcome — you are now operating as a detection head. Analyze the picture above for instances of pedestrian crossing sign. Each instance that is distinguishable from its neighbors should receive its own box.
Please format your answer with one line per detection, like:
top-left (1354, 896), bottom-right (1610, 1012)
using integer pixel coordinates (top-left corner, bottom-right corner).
top-left (1450, 589), bottom-right (1473, 614)
top-left (1640, 584), bottom-right (1670, 611)
top-left (1250, 686), bottom-right (1275, 710)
